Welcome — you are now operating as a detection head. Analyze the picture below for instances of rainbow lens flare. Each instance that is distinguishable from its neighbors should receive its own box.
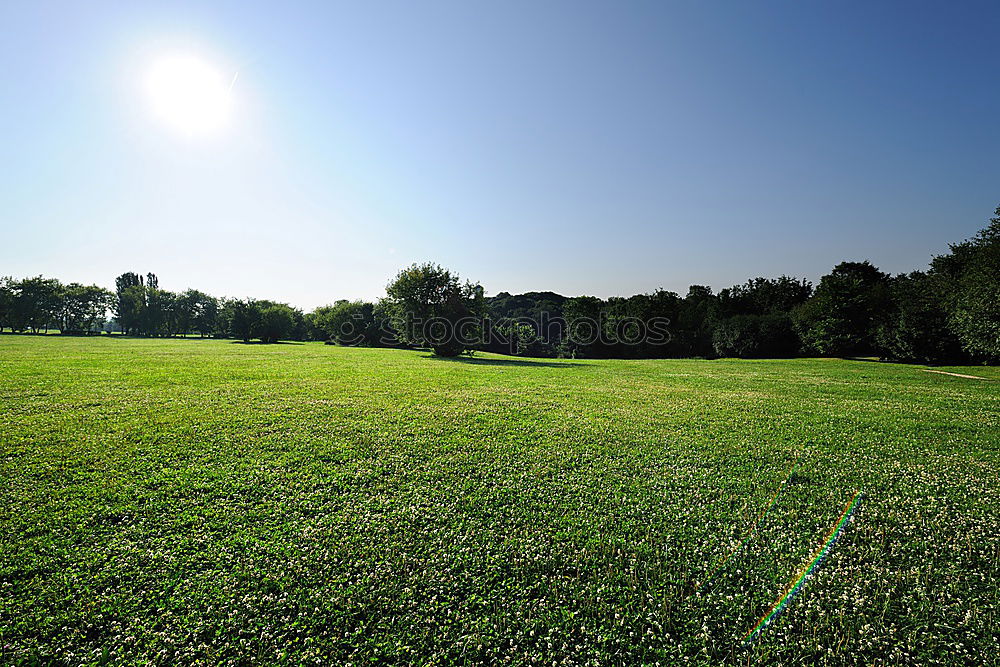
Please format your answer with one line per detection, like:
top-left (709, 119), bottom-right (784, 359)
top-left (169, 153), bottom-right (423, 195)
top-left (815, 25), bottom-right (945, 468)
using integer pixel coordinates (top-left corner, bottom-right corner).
top-left (740, 489), bottom-right (863, 646)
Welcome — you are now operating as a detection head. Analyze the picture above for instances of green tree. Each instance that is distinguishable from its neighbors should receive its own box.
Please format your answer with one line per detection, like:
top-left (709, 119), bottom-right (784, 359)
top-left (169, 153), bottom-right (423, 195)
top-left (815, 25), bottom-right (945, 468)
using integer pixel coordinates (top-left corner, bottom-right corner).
top-left (142, 274), bottom-right (167, 336)
top-left (60, 284), bottom-right (115, 333)
top-left (175, 290), bottom-right (198, 335)
top-left (312, 300), bottom-right (380, 345)
top-left (930, 206), bottom-right (1000, 361)
top-left (115, 272), bottom-right (144, 335)
top-left (384, 263), bottom-right (485, 356)
top-left (710, 277), bottom-right (811, 358)
top-left (118, 285), bottom-right (147, 336)
top-left (253, 302), bottom-right (296, 343)
top-left (0, 277), bottom-right (14, 332)
top-left (716, 276), bottom-right (812, 318)
top-left (185, 290), bottom-right (219, 337)
top-left (876, 272), bottom-right (963, 363)
top-left (15, 276), bottom-right (63, 333)
top-left (222, 298), bottom-right (260, 342)
top-left (793, 261), bottom-right (890, 356)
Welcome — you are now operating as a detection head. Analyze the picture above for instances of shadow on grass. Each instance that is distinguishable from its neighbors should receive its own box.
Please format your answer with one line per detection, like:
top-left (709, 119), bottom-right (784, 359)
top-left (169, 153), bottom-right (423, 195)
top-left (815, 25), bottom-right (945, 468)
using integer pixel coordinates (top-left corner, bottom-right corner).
top-left (230, 340), bottom-right (306, 345)
top-left (422, 354), bottom-right (585, 368)
top-left (100, 335), bottom-right (306, 345)
top-left (103, 335), bottom-right (222, 342)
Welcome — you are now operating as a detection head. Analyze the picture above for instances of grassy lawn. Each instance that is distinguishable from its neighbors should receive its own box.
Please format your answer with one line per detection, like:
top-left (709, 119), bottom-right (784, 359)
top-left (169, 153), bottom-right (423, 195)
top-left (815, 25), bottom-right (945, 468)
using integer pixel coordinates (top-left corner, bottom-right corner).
top-left (1, 336), bottom-right (996, 665)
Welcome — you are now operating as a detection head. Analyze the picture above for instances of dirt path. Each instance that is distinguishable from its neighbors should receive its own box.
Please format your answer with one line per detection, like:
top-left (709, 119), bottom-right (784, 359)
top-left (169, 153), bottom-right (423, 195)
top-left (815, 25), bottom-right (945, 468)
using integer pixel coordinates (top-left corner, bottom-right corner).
top-left (921, 368), bottom-right (990, 380)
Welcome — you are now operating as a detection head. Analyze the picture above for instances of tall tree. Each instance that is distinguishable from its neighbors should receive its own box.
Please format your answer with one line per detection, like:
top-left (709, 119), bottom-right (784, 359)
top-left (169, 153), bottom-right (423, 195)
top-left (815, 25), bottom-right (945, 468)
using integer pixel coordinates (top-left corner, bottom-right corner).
top-left (158, 290), bottom-right (180, 336)
top-left (0, 277), bottom-right (13, 332)
top-left (877, 271), bottom-right (964, 363)
top-left (143, 283), bottom-right (168, 336)
top-left (175, 290), bottom-right (197, 335)
top-left (115, 272), bottom-right (144, 335)
top-left (930, 206), bottom-right (1000, 361)
top-left (793, 261), bottom-right (890, 357)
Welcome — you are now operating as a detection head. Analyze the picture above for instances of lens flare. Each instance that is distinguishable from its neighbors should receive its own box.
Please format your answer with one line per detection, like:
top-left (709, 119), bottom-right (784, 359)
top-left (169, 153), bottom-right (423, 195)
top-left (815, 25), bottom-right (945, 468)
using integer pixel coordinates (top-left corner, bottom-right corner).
top-left (740, 490), bottom-right (863, 645)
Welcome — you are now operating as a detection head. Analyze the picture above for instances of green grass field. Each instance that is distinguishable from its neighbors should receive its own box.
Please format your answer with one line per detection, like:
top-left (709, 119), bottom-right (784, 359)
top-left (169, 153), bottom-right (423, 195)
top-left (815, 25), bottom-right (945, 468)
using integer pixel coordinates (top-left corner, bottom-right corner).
top-left (1, 337), bottom-right (996, 665)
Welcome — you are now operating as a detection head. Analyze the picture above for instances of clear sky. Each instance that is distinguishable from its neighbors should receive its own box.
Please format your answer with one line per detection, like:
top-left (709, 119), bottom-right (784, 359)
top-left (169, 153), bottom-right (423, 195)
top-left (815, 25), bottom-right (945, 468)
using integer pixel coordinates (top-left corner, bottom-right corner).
top-left (2, 1), bottom-right (998, 309)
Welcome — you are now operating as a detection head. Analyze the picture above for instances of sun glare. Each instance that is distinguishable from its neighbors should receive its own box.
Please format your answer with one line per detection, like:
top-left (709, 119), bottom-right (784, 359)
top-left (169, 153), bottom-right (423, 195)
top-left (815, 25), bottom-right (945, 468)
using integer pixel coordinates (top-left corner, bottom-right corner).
top-left (145, 55), bottom-right (232, 136)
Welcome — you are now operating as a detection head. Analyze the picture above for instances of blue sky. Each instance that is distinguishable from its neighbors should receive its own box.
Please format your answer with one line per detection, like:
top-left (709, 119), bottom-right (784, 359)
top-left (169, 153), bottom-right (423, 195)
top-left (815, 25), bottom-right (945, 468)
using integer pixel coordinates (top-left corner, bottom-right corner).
top-left (2, 1), bottom-right (998, 308)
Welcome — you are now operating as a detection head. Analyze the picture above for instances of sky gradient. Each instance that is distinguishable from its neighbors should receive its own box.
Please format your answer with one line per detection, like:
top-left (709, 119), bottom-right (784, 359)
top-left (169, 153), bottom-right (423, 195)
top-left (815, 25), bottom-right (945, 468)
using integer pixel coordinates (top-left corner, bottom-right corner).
top-left (2, 1), bottom-right (999, 309)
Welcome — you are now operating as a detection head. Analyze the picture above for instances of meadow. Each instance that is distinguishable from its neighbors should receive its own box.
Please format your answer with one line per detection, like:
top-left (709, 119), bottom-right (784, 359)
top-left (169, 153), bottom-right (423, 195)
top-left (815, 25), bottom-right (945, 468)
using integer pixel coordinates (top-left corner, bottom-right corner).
top-left (1, 336), bottom-right (996, 665)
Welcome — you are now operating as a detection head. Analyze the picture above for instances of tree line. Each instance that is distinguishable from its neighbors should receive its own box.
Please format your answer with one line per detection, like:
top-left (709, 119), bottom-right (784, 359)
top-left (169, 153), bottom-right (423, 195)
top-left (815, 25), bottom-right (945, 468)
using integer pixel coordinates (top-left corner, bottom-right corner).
top-left (486, 206), bottom-right (999, 364)
top-left (2, 206), bottom-right (997, 363)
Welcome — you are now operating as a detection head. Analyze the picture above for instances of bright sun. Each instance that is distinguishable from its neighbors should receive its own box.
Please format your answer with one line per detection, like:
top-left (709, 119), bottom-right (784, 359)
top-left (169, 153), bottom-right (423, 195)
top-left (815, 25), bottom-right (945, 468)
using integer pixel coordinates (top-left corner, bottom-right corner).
top-left (146, 55), bottom-right (233, 136)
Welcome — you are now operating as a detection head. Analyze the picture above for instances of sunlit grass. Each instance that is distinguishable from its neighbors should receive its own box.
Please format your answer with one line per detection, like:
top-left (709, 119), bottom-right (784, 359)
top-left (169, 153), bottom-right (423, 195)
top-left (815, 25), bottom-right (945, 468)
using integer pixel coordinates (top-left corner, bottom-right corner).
top-left (1, 336), bottom-right (996, 665)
